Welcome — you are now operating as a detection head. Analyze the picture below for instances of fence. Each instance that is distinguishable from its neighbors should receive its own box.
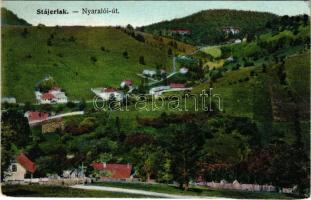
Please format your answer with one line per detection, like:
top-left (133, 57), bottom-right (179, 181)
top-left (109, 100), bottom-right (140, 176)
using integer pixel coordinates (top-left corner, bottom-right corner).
top-left (196, 180), bottom-right (293, 193)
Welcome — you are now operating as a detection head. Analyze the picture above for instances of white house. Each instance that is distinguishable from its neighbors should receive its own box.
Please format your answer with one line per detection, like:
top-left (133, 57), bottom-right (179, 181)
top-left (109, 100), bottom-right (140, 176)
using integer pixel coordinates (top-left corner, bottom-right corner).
top-left (1, 97), bottom-right (16, 104)
top-left (234, 39), bottom-right (242, 44)
top-left (143, 69), bottom-right (157, 77)
top-left (4, 153), bottom-right (36, 182)
top-left (35, 87), bottom-right (68, 104)
top-left (179, 67), bottom-right (189, 74)
top-left (149, 86), bottom-right (170, 95)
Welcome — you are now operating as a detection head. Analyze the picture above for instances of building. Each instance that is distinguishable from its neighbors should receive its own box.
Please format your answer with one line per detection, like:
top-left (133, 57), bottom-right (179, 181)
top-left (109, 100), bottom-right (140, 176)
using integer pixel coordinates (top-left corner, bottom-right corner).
top-left (143, 69), bottom-right (157, 77)
top-left (91, 88), bottom-right (124, 101)
top-left (222, 27), bottom-right (240, 35)
top-left (35, 87), bottom-right (68, 104)
top-left (149, 86), bottom-right (170, 95)
top-left (120, 80), bottom-right (133, 89)
top-left (170, 29), bottom-right (191, 35)
top-left (169, 83), bottom-right (185, 89)
top-left (179, 67), bottom-right (189, 74)
top-left (4, 153), bottom-right (36, 182)
top-left (24, 111), bottom-right (49, 124)
top-left (91, 163), bottom-right (132, 181)
top-left (1, 97), bottom-right (16, 104)
top-left (234, 39), bottom-right (242, 44)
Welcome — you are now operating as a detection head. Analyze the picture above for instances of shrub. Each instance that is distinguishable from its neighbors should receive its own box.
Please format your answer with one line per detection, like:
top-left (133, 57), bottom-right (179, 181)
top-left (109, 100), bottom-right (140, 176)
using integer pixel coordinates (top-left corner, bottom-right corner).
top-left (139, 56), bottom-right (146, 65)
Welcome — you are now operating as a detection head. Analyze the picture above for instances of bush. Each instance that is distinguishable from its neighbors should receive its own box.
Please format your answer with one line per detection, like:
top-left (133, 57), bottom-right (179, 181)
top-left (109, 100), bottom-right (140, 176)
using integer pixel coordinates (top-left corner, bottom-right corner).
top-left (66, 101), bottom-right (76, 109)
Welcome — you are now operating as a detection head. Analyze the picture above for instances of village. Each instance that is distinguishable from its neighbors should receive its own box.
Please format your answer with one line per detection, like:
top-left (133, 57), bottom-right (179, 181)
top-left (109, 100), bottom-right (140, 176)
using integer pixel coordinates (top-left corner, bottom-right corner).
top-left (2, 3), bottom-right (310, 197)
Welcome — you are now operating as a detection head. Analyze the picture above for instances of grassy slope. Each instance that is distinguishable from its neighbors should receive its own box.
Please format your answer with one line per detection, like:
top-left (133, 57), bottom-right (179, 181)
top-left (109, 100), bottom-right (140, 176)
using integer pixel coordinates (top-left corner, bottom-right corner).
top-left (143, 9), bottom-right (278, 45)
top-left (193, 52), bottom-right (310, 147)
top-left (2, 26), bottom-right (176, 102)
top-left (1, 185), bottom-right (153, 197)
top-left (93, 182), bottom-right (294, 199)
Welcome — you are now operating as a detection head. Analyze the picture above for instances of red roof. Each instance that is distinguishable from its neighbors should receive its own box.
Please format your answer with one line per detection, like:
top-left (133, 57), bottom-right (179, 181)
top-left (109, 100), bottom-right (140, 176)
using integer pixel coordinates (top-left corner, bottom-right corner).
top-left (42, 92), bottom-right (55, 100)
top-left (103, 88), bottom-right (116, 93)
top-left (92, 163), bottom-right (132, 179)
top-left (27, 111), bottom-right (49, 122)
top-left (170, 83), bottom-right (185, 88)
top-left (16, 153), bottom-right (36, 173)
top-left (171, 29), bottom-right (191, 33)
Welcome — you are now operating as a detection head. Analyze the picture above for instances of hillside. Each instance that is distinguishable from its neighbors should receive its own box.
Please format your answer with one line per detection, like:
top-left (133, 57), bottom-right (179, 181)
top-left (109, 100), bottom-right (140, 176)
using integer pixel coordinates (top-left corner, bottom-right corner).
top-left (2, 26), bottom-right (186, 102)
top-left (1, 7), bottom-right (31, 26)
top-left (141, 9), bottom-right (278, 45)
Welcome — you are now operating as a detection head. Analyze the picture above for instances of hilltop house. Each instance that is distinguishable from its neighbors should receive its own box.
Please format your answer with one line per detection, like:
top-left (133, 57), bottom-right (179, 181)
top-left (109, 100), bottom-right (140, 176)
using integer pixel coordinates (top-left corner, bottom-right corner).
top-left (35, 87), bottom-right (68, 104)
top-left (170, 29), bottom-right (191, 35)
top-left (91, 87), bottom-right (124, 101)
top-left (120, 80), bottom-right (133, 89)
top-left (4, 153), bottom-right (36, 182)
top-left (24, 111), bottom-right (49, 125)
top-left (222, 27), bottom-right (240, 35)
top-left (91, 163), bottom-right (132, 181)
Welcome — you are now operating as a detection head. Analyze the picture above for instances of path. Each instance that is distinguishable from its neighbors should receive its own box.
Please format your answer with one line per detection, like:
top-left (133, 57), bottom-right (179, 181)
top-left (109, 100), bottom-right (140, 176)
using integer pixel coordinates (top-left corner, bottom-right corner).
top-left (70, 184), bottom-right (210, 198)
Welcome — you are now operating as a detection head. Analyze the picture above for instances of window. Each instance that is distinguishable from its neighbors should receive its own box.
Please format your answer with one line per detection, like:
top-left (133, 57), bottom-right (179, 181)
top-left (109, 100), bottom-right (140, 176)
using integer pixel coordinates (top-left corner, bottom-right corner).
top-left (11, 164), bottom-right (17, 172)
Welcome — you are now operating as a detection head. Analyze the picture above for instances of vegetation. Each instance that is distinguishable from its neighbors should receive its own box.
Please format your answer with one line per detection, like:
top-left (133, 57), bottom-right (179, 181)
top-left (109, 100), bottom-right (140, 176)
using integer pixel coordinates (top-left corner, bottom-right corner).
top-left (1, 8), bottom-right (31, 26)
top-left (141, 9), bottom-right (278, 45)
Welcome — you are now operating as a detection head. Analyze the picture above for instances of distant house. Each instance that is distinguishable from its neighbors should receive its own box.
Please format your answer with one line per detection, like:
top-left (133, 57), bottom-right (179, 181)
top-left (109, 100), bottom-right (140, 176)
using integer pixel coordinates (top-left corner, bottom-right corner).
top-left (170, 29), bottom-right (191, 35)
top-left (120, 80), bottom-right (133, 89)
top-left (222, 27), bottom-right (240, 35)
top-left (170, 83), bottom-right (185, 89)
top-left (35, 87), bottom-right (68, 104)
top-left (91, 163), bottom-right (132, 181)
top-left (4, 153), bottom-right (36, 182)
top-left (234, 39), bottom-right (242, 44)
top-left (179, 67), bottom-right (189, 74)
top-left (143, 69), bottom-right (157, 77)
top-left (1, 97), bottom-right (16, 104)
top-left (149, 86), bottom-right (170, 95)
top-left (91, 88), bottom-right (124, 101)
top-left (24, 111), bottom-right (49, 124)
top-left (226, 56), bottom-right (234, 62)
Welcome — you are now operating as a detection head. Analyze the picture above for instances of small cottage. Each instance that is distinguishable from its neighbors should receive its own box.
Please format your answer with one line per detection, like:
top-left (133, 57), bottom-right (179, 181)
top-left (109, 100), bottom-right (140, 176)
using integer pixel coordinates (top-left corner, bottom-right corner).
top-left (4, 153), bottom-right (36, 182)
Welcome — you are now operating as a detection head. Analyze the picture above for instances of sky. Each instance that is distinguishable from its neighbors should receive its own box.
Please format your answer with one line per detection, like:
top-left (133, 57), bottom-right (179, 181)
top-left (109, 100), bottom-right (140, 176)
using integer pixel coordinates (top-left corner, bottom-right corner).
top-left (3, 1), bottom-right (310, 27)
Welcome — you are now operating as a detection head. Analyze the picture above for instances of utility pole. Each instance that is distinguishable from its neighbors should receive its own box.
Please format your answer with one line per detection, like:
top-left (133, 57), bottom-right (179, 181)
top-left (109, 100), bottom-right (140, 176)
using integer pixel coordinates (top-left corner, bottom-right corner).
top-left (173, 54), bottom-right (176, 73)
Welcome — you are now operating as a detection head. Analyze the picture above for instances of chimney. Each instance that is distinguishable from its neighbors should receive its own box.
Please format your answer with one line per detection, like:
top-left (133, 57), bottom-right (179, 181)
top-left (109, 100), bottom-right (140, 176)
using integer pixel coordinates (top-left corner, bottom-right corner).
top-left (103, 162), bottom-right (106, 168)
top-left (127, 163), bottom-right (130, 169)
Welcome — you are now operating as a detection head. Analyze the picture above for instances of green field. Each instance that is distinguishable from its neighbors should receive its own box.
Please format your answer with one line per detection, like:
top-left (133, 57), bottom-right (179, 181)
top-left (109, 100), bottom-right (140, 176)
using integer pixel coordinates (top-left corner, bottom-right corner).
top-left (2, 26), bottom-right (179, 102)
top-left (201, 46), bottom-right (222, 58)
top-left (1, 184), bottom-right (153, 197)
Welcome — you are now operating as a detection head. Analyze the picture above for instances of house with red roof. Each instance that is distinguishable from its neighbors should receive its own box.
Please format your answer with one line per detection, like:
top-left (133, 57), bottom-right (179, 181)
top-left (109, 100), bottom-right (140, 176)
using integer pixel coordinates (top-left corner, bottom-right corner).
top-left (91, 162), bottom-right (132, 181)
top-left (170, 29), bottom-right (191, 35)
top-left (4, 153), bottom-right (36, 182)
top-left (120, 80), bottom-right (133, 89)
top-left (24, 111), bottom-right (49, 124)
top-left (170, 83), bottom-right (185, 89)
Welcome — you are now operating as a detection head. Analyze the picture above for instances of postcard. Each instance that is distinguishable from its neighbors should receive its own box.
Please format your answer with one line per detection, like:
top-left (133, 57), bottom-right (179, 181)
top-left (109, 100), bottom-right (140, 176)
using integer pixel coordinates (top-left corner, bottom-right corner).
top-left (1, 0), bottom-right (310, 199)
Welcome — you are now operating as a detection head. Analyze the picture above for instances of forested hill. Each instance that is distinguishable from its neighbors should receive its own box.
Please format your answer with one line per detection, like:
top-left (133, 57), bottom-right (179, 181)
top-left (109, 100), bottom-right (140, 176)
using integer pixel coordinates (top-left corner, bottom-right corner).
top-left (140, 9), bottom-right (278, 45)
top-left (1, 7), bottom-right (31, 26)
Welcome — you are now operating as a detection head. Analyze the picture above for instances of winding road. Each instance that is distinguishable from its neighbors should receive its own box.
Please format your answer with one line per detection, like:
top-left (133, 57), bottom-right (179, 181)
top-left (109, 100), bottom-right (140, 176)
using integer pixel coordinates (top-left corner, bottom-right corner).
top-left (70, 184), bottom-right (214, 198)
